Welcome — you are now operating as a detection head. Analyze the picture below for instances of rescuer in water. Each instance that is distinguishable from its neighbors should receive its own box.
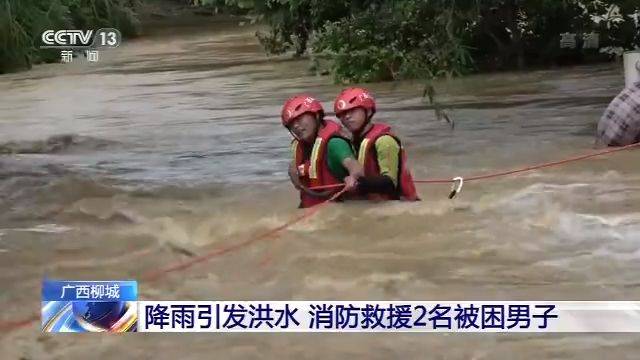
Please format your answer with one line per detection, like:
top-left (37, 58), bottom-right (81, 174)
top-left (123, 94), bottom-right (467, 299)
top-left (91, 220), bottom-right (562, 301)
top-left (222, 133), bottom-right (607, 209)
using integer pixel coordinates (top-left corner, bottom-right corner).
top-left (282, 94), bottom-right (363, 208)
top-left (333, 87), bottom-right (419, 201)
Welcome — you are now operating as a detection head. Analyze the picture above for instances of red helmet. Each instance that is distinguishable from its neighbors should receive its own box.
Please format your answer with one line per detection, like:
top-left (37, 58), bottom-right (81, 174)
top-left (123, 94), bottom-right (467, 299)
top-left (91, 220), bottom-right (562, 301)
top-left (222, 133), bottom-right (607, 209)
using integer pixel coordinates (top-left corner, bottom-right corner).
top-left (281, 95), bottom-right (324, 127)
top-left (334, 87), bottom-right (376, 117)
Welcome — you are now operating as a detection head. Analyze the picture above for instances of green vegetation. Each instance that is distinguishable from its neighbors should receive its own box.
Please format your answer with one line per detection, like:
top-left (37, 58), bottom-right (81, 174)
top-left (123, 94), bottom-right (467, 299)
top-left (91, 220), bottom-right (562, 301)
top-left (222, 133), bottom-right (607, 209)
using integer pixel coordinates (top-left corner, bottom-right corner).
top-left (2, 0), bottom-right (639, 83)
top-left (205, 0), bottom-right (640, 84)
top-left (191, 1), bottom-right (636, 125)
top-left (0, 0), bottom-right (140, 73)
top-left (309, 1), bottom-right (474, 83)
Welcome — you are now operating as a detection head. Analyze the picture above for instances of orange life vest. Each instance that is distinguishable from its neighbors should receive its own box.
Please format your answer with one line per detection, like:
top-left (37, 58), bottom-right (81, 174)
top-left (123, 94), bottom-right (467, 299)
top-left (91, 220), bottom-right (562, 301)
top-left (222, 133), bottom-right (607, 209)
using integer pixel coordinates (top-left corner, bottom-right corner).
top-left (291, 120), bottom-right (346, 208)
top-left (356, 123), bottom-right (419, 201)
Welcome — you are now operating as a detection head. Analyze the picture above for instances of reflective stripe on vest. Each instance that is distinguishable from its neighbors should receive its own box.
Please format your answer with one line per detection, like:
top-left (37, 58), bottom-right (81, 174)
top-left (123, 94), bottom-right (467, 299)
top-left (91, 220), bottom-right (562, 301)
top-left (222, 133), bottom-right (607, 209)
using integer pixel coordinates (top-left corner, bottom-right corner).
top-left (290, 120), bottom-right (346, 208)
top-left (355, 123), bottom-right (419, 201)
top-left (357, 138), bottom-right (371, 167)
top-left (309, 137), bottom-right (323, 179)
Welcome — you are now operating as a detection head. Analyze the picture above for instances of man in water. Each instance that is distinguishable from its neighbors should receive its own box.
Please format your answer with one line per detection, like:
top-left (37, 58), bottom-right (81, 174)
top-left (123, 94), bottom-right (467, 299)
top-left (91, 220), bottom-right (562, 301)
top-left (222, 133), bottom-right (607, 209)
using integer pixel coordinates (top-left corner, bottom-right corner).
top-left (282, 94), bottom-right (362, 208)
top-left (333, 87), bottom-right (420, 201)
top-left (596, 82), bottom-right (640, 146)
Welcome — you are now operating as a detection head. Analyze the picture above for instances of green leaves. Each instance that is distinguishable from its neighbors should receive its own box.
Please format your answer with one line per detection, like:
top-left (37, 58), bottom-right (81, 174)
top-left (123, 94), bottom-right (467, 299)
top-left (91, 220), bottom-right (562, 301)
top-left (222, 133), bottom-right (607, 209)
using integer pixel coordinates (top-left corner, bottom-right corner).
top-left (248, 0), bottom-right (639, 82)
top-left (309, 1), bottom-right (474, 84)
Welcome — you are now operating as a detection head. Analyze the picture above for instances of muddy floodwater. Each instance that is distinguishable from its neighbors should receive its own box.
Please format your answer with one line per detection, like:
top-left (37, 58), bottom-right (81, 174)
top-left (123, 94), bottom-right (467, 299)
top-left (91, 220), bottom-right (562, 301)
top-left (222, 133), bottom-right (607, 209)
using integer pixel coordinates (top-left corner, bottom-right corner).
top-left (1, 24), bottom-right (639, 359)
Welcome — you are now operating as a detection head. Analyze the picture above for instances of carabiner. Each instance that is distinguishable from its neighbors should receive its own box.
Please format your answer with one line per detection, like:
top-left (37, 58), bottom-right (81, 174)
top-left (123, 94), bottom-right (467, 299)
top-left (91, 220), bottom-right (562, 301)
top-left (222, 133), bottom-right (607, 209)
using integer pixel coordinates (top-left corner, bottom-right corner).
top-left (448, 177), bottom-right (464, 199)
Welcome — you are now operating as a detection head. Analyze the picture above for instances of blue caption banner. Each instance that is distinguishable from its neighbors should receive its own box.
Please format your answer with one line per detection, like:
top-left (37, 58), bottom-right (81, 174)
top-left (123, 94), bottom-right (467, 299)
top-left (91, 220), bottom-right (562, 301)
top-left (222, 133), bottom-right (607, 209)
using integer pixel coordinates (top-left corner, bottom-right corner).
top-left (41, 279), bottom-right (138, 332)
top-left (138, 301), bottom-right (567, 332)
top-left (42, 280), bottom-right (137, 301)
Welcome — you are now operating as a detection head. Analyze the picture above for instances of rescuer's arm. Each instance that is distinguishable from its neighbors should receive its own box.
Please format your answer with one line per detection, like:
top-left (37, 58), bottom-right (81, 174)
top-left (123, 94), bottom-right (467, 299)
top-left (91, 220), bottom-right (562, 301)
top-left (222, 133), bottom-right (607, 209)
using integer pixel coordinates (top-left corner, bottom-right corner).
top-left (357, 136), bottom-right (400, 196)
top-left (288, 160), bottom-right (303, 190)
top-left (341, 157), bottom-right (364, 192)
top-left (327, 138), bottom-right (362, 192)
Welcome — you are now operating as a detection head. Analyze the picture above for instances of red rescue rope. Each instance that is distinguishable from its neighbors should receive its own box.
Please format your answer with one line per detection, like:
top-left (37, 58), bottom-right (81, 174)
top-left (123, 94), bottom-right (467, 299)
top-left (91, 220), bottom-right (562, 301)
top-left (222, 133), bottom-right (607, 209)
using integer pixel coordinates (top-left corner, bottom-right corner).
top-left (309, 142), bottom-right (640, 191)
top-left (2, 142), bottom-right (639, 333)
top-left (0, 188), bottom-right (348, 333)
top-left (140, 187), bottom-right (349, 282)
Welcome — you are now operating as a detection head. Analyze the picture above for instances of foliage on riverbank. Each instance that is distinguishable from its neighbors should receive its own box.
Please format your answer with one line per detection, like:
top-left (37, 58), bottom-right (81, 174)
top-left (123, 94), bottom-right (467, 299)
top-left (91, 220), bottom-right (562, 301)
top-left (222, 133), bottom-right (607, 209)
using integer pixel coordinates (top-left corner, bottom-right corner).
top-left (207, 0), bottom-right (640, 84)
top-left (3, 0), bottom-right (639, 82)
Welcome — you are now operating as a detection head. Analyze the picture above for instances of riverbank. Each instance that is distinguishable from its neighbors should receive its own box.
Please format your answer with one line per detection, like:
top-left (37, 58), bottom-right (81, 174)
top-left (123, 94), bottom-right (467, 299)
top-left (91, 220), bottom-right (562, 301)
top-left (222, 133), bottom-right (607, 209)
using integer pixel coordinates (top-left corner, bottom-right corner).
top-left (4, 0), bottom-right (637, 78)
top-left (135, 0), bottom-right (252, 36)
top-left (0, 0), bottom-right (253, 74)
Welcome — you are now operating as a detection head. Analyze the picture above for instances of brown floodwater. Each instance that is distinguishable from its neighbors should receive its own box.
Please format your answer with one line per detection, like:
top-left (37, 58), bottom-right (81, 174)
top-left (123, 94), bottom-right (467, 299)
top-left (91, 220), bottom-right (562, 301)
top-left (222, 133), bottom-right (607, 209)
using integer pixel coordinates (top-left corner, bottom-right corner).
top-left (1, 24), bottom-right (639, 359)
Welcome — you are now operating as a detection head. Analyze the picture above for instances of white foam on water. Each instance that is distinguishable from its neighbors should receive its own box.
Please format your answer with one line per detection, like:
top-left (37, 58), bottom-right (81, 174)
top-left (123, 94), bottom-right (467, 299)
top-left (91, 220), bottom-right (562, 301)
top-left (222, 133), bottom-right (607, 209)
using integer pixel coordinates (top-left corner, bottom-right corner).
top-left (0, 232), bottom-right (7, 253)
top-left (488, 182), bottom-right (592, 209)
top-left (575, 213), bottom-right (640, 227)
top-left (362, 200), bottom-right (462, 217)
top-left (306, 250), bottom-right (421, 261)
top-left (65, 199), bottom-right (146, 223)
top-left (282, 206), bottom-right (349, 233)
top-left (46, 246), bottom-right (157, 270)
top-left (126, 203), bottom-right (337, 255)
top-left (530, 211), bottom-right (640, 269)
top-left (302, 271), bottom-right (416, 292)
top-left (3, 223), bottom-right (72, 234)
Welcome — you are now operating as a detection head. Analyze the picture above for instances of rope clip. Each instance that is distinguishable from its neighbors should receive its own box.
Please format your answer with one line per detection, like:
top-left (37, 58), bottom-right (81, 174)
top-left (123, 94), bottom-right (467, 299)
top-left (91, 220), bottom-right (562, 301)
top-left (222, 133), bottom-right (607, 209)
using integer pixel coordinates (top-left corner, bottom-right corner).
top-left (448, 177), bottom-right (464, 199)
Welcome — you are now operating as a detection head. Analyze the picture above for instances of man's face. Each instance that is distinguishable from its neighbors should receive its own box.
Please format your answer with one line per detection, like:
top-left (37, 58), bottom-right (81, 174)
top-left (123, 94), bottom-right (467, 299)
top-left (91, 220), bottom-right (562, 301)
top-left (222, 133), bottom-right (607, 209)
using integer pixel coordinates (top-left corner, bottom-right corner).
top-left (289, 113), bottom-right (318, 143)
top-left (338, 107), bottom-right (367, 134)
